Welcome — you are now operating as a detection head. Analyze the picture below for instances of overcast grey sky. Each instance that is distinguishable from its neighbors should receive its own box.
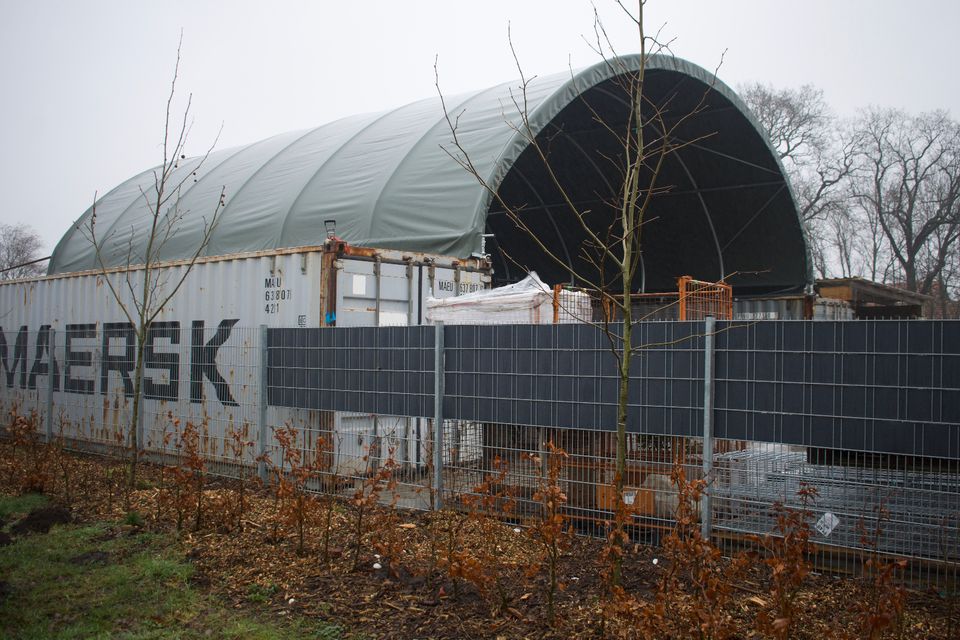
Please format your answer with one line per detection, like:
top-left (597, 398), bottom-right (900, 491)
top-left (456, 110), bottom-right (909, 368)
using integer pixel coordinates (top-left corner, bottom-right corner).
top-left (2, 0), bottom-right (958, 256)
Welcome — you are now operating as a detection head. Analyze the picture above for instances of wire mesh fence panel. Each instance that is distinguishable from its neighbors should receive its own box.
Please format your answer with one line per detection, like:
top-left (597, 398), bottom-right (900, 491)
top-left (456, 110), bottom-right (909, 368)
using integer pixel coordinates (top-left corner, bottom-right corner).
top-left (2, 318), bottom-right (957, 586)
top-left (0, 327), bottom-right (134, 455)
top-left (136, 324), bottom-right (263, 479)
top-left (438, 422), bottom-right (706, 540)
top-left (263, 326), bottom-right (439, 509)
top-left (0, 328), bottom-right (52, 444)
top-left (708, 319), bottom-right (960, 586)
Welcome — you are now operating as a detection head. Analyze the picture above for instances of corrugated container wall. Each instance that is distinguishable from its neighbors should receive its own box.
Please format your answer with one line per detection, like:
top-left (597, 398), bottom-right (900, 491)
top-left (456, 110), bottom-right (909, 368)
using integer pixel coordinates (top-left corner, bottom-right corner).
top-left (0, 244), bottom-right (490, 474)
top-left (733, 296), bottom-right (853, 321)
top-left (3, 245), bottom-right (488, 330)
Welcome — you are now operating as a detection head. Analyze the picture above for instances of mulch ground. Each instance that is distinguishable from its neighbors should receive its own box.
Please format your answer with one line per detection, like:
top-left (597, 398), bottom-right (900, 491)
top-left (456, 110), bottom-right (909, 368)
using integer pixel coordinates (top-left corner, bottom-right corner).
top-left (1, 445), bottom-right (957, 639)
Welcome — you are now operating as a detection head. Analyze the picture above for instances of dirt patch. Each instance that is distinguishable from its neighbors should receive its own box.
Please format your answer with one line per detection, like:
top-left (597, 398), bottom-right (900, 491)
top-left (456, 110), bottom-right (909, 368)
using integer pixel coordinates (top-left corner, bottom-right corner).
top-left (188, 571), bottom-right (212, 588)
top-left (91, 528), bottom-right (121, 543)
top-left (69, 550), bottom-right (111, 566)
top-left (10, 506), bottom-right (72, 535)
top-left (0, 531), bottom-right (11, 547)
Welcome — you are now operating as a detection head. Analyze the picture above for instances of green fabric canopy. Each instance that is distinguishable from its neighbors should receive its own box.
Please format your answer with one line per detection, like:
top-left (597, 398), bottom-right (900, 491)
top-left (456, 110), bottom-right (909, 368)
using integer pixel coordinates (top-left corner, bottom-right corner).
top-left (49, 54), bottom-right (810, 295)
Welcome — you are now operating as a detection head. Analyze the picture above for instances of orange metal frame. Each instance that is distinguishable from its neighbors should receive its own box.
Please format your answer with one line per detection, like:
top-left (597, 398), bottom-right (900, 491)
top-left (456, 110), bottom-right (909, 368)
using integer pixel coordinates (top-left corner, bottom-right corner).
top-left (551, 276), bottom-right (733, 323)
top-left (677, 275), bottom-right (733, 321)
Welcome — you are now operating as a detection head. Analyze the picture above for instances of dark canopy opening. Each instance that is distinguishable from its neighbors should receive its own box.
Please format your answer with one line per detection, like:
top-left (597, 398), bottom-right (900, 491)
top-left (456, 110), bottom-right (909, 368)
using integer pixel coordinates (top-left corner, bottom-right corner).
top-left (487, 67), bottom-right (809, 296)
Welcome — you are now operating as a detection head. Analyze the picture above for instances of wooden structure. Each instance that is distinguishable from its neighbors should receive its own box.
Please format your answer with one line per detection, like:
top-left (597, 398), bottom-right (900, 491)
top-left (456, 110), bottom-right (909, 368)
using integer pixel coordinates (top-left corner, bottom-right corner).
top-left (817, 277), bottom-right (930, 319)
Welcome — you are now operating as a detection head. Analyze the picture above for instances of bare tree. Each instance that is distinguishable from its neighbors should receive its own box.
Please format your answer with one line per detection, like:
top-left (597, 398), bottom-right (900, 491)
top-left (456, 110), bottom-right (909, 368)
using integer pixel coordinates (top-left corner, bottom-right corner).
top-left (848, 108), bottom-right (960, 295)
top-left (741, 83), bottom-right (960, 301)
top-left (739, 83), bottom-right (854, 224)
top-left (821, 195), bottom-right (895, 283)
top-left (0, 223), bottom-right (46, 280)
top-left (437, 0), bottom-right (719, 585)
top-left (78, 36), bottom-right (226, 488)
top-left (739, 83), bottom-right (855, 280)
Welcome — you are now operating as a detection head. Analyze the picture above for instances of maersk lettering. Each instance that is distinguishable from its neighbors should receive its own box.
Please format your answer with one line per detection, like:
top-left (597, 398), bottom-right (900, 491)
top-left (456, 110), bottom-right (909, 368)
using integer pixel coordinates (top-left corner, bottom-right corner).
top-left (28, 325), bottom-right (59, 391)
top-left (144, 322), bottom-right (179, 400)
top-left (0, 319), bottom-right (238, 407)
top-left (65, 324), bottom-right (96, 395)
top-left (101, 322), bottom-right (135, 397)
top-left (190, 319), bottom-right (239, 407)
top-left (0, 325), bottom-right (28, 388)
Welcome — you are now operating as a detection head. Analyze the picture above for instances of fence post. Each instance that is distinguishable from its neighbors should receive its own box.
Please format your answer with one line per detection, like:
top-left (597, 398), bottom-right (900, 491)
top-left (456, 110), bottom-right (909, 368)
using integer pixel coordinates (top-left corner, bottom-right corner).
top-left (45, 328), bottom-right (55, 443)
top-left (258, 324), bottom-right (269, 484)
top-left (433, 322), bottom-right (445, 510)
top-left (701, 316), bottom-right (716, 539)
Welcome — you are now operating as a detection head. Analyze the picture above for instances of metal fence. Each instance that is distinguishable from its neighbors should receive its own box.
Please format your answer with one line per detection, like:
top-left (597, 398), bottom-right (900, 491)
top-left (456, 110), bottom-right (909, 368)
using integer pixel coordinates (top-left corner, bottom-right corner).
top-left (1, 319), bottom-right (957, 584)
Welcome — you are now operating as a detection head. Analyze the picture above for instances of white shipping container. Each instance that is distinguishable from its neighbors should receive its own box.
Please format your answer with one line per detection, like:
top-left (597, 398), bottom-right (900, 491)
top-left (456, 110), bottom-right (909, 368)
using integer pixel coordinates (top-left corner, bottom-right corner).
top-left (0, 241), bottom-right (490, 475)
top-left (733, 295), bottom-right (853, 321)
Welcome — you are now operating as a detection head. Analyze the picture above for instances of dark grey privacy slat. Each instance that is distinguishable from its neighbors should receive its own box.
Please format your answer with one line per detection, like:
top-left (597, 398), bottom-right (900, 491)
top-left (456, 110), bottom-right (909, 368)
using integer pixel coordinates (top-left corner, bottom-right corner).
top-left (266, 321), bottom-right (960, 459)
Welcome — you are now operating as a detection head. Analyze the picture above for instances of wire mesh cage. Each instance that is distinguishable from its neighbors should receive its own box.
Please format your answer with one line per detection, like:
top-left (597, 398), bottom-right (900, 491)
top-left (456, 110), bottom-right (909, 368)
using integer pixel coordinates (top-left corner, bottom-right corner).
top-left (678, 275), bottom-right (733, 321)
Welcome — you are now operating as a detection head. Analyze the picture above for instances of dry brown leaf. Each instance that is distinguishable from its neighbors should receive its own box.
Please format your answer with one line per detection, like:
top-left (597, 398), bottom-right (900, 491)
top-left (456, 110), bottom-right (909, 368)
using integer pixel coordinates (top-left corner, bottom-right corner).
top-left (1, 444), bottom-right (953, 640)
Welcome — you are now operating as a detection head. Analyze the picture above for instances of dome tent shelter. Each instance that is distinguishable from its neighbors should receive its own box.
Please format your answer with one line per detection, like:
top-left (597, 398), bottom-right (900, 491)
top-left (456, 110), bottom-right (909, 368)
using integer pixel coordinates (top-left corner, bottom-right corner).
top-left (50, 54), bottom-right (810, 297)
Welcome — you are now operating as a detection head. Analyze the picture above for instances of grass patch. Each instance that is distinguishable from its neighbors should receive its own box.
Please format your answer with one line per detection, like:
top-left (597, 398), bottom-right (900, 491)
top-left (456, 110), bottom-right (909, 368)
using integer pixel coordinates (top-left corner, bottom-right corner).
top-left (124, 510), bottom-right (146, 528)
top-left (0, 519), bottom-right (345, 639)
top-left (247, 582), bottom-right (281, 604)
top-left (0, 493), bottom-right (49, 521)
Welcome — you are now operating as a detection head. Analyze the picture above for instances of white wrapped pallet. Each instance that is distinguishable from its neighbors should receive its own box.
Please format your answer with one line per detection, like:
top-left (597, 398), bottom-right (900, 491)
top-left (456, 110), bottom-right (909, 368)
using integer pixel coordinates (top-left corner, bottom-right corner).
top-left (424, 272), bottom-right (592, 325)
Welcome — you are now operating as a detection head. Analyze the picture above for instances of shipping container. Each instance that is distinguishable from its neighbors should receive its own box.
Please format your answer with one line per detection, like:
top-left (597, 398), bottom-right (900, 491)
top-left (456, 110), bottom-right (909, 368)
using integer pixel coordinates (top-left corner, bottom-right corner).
top-left (0, 240), bottom-right (491, 475)
top-left (733, 295), bottom-right (853, 321)
top-left (2, 240), bottom-right (490, 330)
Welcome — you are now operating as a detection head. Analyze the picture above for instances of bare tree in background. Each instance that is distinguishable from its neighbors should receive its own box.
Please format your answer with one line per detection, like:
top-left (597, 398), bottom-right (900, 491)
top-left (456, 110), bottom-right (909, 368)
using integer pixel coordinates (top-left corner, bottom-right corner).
top-left (739, 83), bottom-right (854, 225)
top-left (78, 36), bottom-right (225, 488)
top-left (740, 83), bottom-right (960, 309)
top-left (823, 199), bottom-right (895, 283)
top-left (739, 84), bottom-right (855, 280)
top-left (848, 108), bottom-right (960, 297)
top-left (0, 223), bottom-right (46, 280)
top-left (438, 0), bottom-right (720, 585)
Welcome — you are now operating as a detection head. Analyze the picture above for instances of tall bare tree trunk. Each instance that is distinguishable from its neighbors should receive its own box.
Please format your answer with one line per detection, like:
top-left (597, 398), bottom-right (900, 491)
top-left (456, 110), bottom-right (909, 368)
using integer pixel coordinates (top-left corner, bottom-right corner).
top-left (128, 335), bottom-right (146, 487)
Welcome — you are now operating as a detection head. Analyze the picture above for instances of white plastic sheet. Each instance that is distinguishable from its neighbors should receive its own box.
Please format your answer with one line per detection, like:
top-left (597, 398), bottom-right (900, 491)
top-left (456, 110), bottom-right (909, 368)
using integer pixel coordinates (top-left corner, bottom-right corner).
top-left (425, 272), bottom-right (592, 325)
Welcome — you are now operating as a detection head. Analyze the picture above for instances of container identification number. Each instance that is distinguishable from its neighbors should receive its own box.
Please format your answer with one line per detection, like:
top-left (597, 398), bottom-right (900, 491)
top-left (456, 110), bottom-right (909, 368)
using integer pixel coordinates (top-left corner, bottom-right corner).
top-left (436, 280), bottom-right (483, 294)
top-left (264, 276), bottom-right (292, 314)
